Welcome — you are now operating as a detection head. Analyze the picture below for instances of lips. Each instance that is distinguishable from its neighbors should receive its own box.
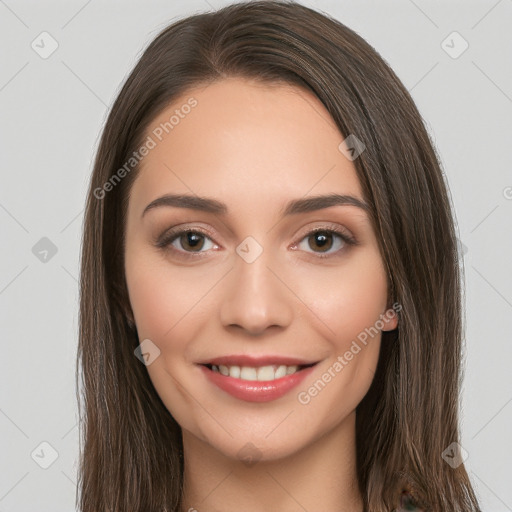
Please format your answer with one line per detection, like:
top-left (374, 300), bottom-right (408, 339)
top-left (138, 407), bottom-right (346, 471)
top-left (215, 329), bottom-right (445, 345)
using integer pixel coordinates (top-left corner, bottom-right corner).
top-left (195, 353), bottom-right (322, 402)
top-left (198, 363), bottom-right (318, 402)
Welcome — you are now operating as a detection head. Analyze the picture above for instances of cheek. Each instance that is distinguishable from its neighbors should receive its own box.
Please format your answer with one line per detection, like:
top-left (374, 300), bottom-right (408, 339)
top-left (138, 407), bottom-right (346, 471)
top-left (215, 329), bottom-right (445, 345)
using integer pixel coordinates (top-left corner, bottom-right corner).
top-left (289, 252), bottom-right (387, 405)
top-left (291, 272), bottom-right (386, 431)
top-left (125, 260), bottom-right (174, 339)
top-left (291, 251), bottom-right (389, 344)
top-left (124, 249), bottom-right (219, 355)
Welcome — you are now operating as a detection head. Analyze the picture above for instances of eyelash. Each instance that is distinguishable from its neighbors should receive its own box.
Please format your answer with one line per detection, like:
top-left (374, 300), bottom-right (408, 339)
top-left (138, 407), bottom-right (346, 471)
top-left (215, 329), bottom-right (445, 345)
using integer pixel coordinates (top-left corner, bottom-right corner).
top-left (155, 224), bottom-right (358, 260)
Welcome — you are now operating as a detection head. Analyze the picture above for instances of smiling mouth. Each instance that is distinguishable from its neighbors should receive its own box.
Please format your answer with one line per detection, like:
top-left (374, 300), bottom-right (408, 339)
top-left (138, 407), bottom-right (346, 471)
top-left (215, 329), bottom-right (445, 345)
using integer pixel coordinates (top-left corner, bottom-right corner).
top-left (201, 362), bottom-right (317, 381)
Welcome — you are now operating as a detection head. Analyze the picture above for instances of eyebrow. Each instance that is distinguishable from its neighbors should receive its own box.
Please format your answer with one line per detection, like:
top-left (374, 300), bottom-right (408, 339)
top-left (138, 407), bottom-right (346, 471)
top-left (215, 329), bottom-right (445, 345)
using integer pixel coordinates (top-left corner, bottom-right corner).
top-left (141, 193), bottom-right (370, 218)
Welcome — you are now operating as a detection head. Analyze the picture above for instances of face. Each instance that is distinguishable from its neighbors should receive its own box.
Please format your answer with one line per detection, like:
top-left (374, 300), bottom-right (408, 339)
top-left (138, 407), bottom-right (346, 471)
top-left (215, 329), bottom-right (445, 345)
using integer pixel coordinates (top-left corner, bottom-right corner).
top-left (124, 77), bottom-right (397, 461)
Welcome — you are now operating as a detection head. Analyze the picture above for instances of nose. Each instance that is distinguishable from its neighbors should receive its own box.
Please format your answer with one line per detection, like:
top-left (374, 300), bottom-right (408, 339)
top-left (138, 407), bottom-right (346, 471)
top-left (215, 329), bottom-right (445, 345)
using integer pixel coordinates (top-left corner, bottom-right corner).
top-left (219, 247), bottom-right (294, 335)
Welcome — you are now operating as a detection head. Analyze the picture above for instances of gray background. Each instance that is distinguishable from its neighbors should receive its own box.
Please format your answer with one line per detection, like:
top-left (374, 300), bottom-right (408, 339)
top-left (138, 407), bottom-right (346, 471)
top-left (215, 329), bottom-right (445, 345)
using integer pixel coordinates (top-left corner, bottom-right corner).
top-left (0, 0), bottom-right (511, 510)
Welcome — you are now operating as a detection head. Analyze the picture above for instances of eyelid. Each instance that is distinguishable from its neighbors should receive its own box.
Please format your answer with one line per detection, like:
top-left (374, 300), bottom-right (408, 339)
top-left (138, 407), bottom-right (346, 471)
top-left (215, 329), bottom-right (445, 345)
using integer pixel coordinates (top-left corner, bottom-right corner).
top-left (155, 224), bottom-right (219, 251)
top-left (290, 222), bottom-right (357, 248)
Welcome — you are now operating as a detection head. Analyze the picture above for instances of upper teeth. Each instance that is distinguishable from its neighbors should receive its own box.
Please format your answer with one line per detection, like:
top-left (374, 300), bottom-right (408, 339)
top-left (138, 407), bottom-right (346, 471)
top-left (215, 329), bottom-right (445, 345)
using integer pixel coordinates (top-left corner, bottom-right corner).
top-left (212, 364), bottom-right (300, 381)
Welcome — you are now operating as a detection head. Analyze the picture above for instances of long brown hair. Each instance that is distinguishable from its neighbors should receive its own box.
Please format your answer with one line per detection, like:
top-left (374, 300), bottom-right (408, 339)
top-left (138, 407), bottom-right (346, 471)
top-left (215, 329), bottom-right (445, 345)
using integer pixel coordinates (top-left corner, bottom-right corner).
top-left (77, 1), bottom-right (481, 510)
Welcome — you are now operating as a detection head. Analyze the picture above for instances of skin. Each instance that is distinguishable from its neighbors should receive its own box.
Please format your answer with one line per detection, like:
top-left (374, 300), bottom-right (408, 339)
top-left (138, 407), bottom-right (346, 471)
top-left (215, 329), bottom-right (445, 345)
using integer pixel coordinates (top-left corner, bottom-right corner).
top-left (124, 77), bottom-right (398, 512)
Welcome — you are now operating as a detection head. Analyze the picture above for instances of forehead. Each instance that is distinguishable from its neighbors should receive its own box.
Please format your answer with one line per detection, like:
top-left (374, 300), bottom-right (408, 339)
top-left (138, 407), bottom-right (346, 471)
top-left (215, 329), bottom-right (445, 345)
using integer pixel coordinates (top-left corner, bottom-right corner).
top-left (131, 77), bottom-right (364, 212)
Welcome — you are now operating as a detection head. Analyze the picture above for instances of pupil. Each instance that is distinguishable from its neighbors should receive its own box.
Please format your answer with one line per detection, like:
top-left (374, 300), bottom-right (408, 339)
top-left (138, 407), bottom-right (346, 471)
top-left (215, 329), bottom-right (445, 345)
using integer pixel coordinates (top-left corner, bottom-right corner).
top-left (310, 231), bottom-right (332, 252)
top-left (183, 232), bottom-right (204, 251)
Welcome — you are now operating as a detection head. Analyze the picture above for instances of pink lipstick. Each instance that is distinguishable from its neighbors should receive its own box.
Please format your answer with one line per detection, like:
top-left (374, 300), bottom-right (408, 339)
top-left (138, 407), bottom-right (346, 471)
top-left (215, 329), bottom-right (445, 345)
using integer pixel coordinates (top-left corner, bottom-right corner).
top-left (197, 354), bottom-right (319, 402)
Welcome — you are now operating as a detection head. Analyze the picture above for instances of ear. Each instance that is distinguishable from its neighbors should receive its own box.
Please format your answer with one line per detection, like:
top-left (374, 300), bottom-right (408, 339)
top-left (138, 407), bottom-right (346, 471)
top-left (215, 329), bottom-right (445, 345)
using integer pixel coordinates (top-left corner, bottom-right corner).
top-left (381, 312), bottom-right (398, 331)
top-left (381, 303), bottom-right (399, 331)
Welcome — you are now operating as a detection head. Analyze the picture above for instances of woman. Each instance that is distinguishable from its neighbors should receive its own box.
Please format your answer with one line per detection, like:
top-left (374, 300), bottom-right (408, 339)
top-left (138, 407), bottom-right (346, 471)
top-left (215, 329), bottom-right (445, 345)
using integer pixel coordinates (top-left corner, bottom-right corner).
top-left (77, 1), bottom-right (482, 511)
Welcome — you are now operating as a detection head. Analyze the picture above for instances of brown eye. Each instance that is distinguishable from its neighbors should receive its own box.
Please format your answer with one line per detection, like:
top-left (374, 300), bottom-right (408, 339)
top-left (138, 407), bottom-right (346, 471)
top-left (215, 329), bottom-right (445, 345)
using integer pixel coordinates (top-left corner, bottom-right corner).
top-left (293, 226), bottom-right (357, 259)
top-left (307, 231), bottom-right (334, 253)
top-left (157, 228), bottom-right (217, 255)
top-left (178, 231), bottom-right (206, 252)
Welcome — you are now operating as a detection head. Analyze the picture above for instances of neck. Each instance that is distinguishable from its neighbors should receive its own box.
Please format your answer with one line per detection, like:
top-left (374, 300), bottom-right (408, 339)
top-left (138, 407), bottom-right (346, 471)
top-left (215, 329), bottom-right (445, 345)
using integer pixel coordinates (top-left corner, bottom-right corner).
top-left (180, 410), bottom-right (364, 512)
